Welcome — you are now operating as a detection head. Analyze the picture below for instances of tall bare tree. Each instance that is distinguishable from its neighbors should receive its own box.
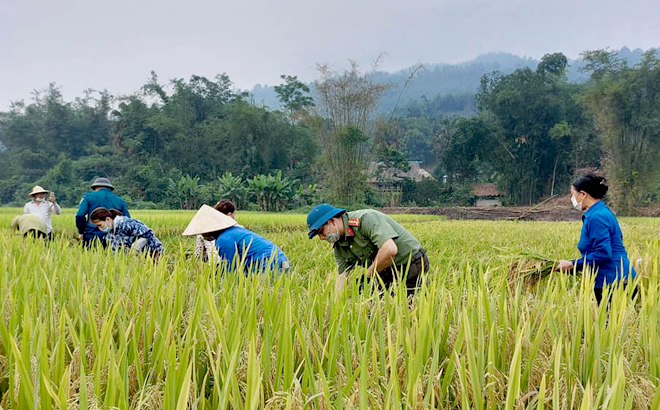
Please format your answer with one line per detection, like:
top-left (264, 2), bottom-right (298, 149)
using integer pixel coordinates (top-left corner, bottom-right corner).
top-left (313, 57), bottom-right (391, 204)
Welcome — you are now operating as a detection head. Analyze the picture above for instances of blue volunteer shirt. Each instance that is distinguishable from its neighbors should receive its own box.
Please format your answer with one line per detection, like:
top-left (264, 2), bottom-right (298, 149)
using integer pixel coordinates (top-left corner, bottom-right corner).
top-left (75, 188), bottom-right (130, 239)
top-left (214, 226), bottom-right (289, 274)
top-left (573, 200), bottom-right (636, 288)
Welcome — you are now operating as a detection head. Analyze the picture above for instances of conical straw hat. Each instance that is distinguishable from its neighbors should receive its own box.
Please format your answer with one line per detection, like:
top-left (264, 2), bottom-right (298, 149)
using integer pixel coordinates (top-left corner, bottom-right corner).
top-left (182, 204), bottom-right (238, 236)
top-left (28, 185), bottom-right (50, 196)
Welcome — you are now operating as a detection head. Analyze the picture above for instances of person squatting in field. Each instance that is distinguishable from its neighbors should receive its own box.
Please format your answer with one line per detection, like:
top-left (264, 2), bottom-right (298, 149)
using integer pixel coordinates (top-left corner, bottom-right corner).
top-left (554, 174), bottom-right (638, 305)
top-left (184, 204), bottom-right (290, 274)
top-left (193, 200), bottom-right (240, 264)
top-left (11, 214), bottom-right (49, 239)
top-left (76, 177), bottom-right (130, 248)
top-left (307, 204), bottom-right (429, 295)
top-left (90, 207), bottom-right (163, 259)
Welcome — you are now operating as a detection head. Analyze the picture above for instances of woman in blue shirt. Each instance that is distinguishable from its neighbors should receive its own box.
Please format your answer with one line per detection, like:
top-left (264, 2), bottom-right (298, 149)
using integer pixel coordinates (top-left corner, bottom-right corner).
top-left (208, 225), bottom-right (290, 274)
top-left (556, 174), bottom-right (637, 305)
top-left (183, 204), bottom-right (291, 275)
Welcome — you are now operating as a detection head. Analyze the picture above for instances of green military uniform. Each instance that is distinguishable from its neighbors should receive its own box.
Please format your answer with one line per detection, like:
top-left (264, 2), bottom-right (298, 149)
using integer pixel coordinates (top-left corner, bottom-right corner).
top-left (333, 209), bottom-right (428, 290)
top-left (12, 214), bottom-right (48, 237)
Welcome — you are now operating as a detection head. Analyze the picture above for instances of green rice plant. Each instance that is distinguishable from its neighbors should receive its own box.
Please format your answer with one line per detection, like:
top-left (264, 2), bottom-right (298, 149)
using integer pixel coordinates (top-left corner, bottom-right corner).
top-left (0, 208), bottom-right (659, 408)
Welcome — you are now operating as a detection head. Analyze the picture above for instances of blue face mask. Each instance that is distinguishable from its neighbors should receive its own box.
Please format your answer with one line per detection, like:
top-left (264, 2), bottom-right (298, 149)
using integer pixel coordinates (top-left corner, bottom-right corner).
top-left (100, 223), bottom-right (112, 233)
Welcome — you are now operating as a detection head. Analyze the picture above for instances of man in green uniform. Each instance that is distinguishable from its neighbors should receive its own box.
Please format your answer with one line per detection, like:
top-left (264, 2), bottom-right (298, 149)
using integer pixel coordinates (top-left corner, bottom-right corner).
top-left (307, 204), bottom-right (429, 293)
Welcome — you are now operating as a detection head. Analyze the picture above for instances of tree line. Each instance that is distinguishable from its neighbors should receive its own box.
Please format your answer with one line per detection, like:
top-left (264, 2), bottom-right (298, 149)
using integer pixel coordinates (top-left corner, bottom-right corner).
top-left (397, 50), bottom-right (660, 212)
top-left (1, 48), bottom-right (659, 214)
top-left (0, 73), bottom-right (318, 209)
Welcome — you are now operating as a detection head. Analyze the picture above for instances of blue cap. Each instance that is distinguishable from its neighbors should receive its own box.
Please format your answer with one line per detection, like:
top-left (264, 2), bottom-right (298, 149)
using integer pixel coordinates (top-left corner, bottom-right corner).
top-left (307, 204), bottom-right (346, 238)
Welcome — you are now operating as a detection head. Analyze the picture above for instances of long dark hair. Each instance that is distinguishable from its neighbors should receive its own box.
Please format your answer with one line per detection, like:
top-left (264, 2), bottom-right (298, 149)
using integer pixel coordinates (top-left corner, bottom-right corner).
top-left (573, 174), bottom-right (608, 199)
top-left (90, 207), bottom-right (123, 222)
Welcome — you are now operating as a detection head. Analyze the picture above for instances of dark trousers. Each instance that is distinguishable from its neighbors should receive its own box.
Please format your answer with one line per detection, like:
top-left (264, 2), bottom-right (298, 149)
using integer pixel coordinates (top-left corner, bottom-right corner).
top-left (594, 282), bottom-right (639, 306)
top-left (24, 230), bottom-right (47, 239)
top-left (363, 248), bottom-right (430, 295)
top-left (82, 235), bottom-right (107, 249)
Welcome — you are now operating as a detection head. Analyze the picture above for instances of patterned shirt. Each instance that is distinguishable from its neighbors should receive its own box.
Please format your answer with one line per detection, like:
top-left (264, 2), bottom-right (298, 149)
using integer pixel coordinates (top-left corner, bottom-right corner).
top-left (194, 235), bottom-right (220, 264)
top-left (24, 200), bottom-right (61, 234)
top-left (106, 216), bottom-right (163, 255)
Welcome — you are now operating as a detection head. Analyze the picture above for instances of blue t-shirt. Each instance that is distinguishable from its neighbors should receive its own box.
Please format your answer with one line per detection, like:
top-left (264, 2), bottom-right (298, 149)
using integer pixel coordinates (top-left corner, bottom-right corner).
top-left (573, 200), bottom-right (636, 288)
top-left (215, 226), bottom-right (290, 274)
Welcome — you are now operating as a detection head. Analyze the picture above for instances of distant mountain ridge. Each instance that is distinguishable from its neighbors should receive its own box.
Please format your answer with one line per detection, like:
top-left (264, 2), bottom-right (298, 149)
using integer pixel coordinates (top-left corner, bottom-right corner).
top-left (248, 47), bottom-right (657, 114)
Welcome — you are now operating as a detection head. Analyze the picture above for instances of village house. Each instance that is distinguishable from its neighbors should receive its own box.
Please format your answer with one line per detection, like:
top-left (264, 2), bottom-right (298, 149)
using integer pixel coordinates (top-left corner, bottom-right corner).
top-left (367, 161), bottom-right (433, 206)
top-left (368, 161), bottom-right (432, 187)
top-left (472, 183), bottom-right (502, 207)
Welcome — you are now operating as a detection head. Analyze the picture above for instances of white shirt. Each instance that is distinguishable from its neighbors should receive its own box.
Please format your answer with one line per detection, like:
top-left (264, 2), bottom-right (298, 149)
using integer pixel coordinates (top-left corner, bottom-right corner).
top-left (24, 200), bottom-right (61, 234)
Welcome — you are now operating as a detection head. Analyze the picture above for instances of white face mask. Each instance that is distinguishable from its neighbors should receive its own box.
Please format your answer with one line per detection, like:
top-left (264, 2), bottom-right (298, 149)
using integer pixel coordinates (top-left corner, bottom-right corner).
top-left (35, 197), bottom-right (45, 203)
top-left (571, 193), bottom-right (583, 211)
top-left (99, 219), bottom-right (113, 233)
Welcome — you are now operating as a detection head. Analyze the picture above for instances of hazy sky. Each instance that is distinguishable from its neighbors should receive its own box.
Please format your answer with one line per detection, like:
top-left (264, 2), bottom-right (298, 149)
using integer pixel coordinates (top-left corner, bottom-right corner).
top-left (1, 0), bottom-right (658, 109)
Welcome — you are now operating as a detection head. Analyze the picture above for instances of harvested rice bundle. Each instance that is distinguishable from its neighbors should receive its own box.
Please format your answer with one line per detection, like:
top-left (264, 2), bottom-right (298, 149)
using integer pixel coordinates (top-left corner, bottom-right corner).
top-left (496, 248), bottom-right (556, 290)
top-left (507, 257), bottom-right (555, 290)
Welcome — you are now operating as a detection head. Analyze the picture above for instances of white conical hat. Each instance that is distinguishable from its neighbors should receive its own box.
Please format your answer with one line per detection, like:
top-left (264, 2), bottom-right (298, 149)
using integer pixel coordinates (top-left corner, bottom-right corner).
top-left (182, 204), bottom-right (238, 236)
top-left (28, 185), bottom-right (50, 196)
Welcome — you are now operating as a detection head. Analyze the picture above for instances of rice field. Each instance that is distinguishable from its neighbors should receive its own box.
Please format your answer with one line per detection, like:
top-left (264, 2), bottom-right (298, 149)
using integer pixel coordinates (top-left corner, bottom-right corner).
top-left (1, 208), bottom-right (659, 409)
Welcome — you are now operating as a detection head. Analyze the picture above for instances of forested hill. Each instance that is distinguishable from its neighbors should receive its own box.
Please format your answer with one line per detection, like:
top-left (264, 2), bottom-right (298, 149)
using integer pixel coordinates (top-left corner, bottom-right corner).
top-left (249, 47), bottom-right (655, 114)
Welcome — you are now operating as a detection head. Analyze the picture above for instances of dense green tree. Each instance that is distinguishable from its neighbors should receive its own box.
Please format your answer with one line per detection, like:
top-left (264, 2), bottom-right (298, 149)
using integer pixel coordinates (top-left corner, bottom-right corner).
top-left (216, 172), bottom-right (246, 208)
top-left (476, 53), bottom-right (595, 204)
top-left (581, 50), bottom-right (660, 213)
top-left (322, 125), bottom-right (371, 205)
top-left (389, 94), bottom-right (478, 168)
top-left (373, 118), bottom-right (410, 172)
top-left (166, 174), bottom-right (203, 210)
top-left (433, 114), bottom-right (499, 183)
top-left (274, 75), bottom-right (315, 124)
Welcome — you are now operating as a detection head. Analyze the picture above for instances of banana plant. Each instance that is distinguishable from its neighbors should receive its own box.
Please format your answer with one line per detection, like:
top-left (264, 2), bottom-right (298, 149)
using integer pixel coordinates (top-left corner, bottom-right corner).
top-left (246, 171), bottom-right (298, 211)
top-left (166, 174), bottom-right (202, 209)
top-left (217, 172), bottom-right (247, 208)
